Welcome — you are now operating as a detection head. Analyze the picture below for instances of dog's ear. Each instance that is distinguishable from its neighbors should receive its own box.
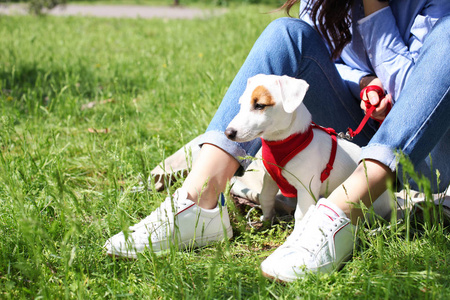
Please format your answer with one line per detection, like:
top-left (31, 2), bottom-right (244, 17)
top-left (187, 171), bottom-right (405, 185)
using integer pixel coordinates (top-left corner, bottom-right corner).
top-left (277, 76), bottom-right (309, 113)
top-left (239, 77), bottom-right (254, 104)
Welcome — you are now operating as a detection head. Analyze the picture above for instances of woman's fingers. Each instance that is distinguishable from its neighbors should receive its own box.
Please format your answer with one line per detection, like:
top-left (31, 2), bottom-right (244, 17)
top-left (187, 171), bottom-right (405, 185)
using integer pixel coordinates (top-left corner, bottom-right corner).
top-left (361, 94), bottom-right (392, 121)
top-left (372, 94), bottom-right (392, 121)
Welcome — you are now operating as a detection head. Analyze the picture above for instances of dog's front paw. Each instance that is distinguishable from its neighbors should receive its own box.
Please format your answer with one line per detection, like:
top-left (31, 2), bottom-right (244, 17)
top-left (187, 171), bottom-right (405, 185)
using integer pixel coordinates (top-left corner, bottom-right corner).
top-left (260, 213), bottom-right (275, 223)
top-left (259, 214), bottom-right (274, 228)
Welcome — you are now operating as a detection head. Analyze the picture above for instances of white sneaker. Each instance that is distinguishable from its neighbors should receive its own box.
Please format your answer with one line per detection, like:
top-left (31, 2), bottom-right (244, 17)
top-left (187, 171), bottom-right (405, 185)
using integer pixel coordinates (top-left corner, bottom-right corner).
top-left (260, 198), bottom-right (356, 282)
top-left (104, 188), bottom-right (233, 258)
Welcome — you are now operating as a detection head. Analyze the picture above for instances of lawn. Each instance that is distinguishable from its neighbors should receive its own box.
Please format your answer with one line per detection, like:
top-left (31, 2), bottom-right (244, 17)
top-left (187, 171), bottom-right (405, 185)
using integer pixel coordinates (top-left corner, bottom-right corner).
top-left (1, 4), bottom-right (450, 299)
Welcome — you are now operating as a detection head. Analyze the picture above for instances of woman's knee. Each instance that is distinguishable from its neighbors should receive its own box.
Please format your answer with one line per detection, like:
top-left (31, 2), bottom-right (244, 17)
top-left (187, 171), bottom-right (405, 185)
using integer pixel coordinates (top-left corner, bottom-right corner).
top-left (257, 17), bottom-right (328, 62)
top-left (262, 17), bottom-right (316, 42)
top-left (421, 14), bottom-right (450, 57)
top-left (431, 14), bottom-right (450, 37)
top-left (266, 17), bottom-right (312, 31)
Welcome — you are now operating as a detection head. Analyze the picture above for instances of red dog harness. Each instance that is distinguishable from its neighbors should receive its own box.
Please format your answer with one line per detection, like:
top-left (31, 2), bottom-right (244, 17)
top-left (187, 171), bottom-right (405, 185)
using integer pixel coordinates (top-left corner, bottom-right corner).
top-left (261, 123), bottom-right (337, 198)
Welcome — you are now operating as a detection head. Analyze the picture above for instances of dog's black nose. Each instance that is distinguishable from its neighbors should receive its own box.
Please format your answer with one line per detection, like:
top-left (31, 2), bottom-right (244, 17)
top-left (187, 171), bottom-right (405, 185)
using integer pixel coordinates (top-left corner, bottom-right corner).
top-left (225, 128), bottom-right (237, 140)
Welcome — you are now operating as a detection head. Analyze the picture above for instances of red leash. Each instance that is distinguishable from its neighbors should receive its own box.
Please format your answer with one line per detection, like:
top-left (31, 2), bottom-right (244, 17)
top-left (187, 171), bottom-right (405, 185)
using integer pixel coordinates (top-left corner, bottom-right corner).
top-left (339, 85), bottom-right (391, 140)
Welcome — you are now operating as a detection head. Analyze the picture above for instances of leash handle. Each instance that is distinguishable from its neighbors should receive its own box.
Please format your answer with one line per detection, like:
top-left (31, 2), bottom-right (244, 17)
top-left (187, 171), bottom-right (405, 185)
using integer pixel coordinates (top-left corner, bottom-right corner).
top-left (344, 85), bottom-right (388, 139)
top-left (360, 85), bottom-right (386, 114)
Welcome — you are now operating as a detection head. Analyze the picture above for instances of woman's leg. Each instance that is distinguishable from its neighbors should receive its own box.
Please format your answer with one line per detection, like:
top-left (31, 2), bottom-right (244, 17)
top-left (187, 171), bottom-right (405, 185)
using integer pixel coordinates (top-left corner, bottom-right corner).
top-left (331, 14), bottom-right (450, 221)
top-left (106, 17), bottom-right (372, 257)
top-left (181, 144), bottom-right (240, 209)
top-left (192, 18), bottom-right (373, 207)
top-left (260, 15), bottom-right (450, 282)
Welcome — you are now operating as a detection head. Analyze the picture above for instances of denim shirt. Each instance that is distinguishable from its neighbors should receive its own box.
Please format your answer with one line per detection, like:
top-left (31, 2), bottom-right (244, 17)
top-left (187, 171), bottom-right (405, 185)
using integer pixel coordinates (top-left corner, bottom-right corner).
top-left (300, 0), bottom-right (450, 102)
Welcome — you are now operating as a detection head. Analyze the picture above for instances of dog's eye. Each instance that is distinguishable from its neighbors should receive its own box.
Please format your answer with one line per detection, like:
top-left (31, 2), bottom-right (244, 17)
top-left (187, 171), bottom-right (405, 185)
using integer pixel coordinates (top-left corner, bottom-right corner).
top-left (254, 103), bottom-right (266, 110)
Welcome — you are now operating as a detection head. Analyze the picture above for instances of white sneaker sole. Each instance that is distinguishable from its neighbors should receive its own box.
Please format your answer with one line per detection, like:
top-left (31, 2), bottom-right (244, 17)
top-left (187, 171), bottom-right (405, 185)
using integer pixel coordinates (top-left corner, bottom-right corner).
top-left (105, 226), bottom-right (233, 259)
top-left (260, 251), bottom-right (353, 282)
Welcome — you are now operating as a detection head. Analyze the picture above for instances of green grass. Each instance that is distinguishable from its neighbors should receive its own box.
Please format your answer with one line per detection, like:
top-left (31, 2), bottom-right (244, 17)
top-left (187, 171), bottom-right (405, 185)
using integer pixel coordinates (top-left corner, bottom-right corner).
top-left (8, 0), bottom-right (286, 9)
top-left (65, 0), bottom-right (286, 7)
top-left (1, 5), bottom-right (450, 299)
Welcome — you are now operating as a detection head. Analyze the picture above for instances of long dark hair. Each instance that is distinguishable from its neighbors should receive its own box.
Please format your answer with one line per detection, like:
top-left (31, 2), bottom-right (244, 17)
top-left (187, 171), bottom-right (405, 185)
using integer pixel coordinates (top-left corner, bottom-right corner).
top-left (280, 0), bottom-right (353, 60)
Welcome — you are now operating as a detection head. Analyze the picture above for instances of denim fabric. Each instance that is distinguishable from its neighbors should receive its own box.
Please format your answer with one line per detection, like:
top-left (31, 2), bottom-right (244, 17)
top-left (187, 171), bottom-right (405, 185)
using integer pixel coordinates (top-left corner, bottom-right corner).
top-left (362, 15), bottom-right (450, 192)
top-left (198, 16), bottom-right (450, 192)
top-left (300, 0), bottom-right (450, 101)
top-left (199, 18), bottom-right (376, 166)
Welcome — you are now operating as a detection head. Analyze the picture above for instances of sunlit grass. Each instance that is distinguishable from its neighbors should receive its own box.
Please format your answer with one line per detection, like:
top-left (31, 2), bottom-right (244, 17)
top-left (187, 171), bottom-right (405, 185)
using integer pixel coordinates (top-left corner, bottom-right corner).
top-left (1, 5), bottom-right (449, 299)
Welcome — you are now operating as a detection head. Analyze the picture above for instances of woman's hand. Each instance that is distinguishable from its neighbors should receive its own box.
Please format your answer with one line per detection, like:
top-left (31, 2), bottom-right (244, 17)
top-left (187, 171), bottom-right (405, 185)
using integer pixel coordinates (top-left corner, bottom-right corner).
top-left (359, 76), bottom-right (392, 121)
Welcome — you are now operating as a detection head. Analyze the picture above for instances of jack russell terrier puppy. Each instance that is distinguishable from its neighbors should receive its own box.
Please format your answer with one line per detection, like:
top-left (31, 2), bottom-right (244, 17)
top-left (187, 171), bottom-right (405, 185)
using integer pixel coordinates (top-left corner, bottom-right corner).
top-left (225, 74), bottom-right (392, 222)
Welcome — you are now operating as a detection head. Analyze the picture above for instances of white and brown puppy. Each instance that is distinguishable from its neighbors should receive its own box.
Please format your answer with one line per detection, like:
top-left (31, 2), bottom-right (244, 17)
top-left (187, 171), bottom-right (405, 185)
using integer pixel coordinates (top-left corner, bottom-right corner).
top-left (225, 74), bottom-right (391, 221)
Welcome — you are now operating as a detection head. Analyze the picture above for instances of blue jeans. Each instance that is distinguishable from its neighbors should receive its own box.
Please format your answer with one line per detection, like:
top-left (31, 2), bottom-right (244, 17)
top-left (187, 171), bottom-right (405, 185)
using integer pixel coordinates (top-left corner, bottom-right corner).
top-left (198, 16), bottom-right (450, 192)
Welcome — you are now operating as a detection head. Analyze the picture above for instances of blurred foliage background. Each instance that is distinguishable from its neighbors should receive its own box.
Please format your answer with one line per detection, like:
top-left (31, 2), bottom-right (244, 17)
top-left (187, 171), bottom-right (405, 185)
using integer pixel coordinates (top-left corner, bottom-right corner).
top-left (0, 0), bottom-right (287, 15)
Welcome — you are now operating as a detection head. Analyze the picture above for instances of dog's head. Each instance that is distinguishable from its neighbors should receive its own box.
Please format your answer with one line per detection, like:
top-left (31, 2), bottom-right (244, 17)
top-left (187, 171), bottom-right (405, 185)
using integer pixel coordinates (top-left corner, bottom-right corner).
top-left (225, 74), bottom-right (310, 142)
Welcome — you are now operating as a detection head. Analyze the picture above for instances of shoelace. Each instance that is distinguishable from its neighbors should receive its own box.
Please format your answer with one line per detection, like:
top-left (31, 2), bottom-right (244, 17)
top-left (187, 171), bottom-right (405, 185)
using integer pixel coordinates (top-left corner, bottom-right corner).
top-left (285, 207), bottom-right (343, 256)
top-left (130, 193), bottom-right (186, 232)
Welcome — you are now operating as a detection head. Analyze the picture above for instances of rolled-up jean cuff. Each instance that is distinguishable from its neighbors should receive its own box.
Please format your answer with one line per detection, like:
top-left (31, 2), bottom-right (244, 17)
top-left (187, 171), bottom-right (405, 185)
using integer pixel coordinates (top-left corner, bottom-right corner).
top-left (197, 130), bottom-right (257, 170)
top-left (360, 143), bottom-right (398, 172)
